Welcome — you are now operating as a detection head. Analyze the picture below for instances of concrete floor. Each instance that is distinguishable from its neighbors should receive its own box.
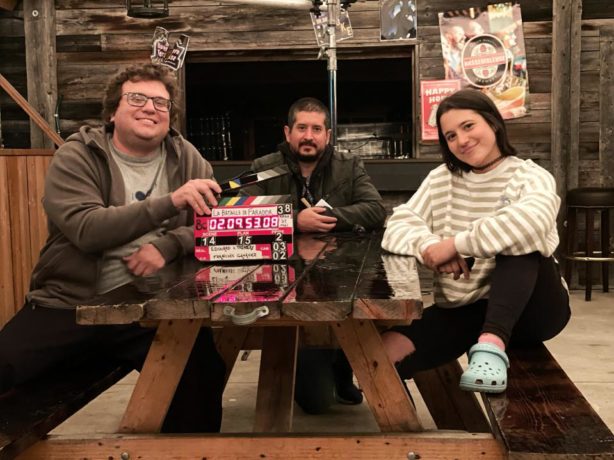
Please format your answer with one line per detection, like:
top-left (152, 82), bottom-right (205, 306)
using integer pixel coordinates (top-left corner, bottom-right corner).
top-left (53, 289), bottom-right (614, 436)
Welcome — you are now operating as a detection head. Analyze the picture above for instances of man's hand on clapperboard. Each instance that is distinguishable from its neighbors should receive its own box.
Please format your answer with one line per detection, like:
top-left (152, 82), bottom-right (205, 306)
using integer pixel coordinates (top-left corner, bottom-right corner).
top-left (171, 179), bottom-right (221, 215)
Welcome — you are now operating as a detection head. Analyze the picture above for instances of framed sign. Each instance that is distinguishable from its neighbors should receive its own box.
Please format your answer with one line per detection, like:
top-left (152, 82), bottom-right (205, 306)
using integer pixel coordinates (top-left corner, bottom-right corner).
top-left (311, 7), bottom-right (353, 47)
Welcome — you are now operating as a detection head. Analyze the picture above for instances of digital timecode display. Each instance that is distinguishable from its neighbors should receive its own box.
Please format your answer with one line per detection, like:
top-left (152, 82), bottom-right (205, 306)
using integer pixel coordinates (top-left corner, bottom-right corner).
top-left (194, 201), bottom-right (294, 262)
top-left (206, 215), bottom-right (280, 231)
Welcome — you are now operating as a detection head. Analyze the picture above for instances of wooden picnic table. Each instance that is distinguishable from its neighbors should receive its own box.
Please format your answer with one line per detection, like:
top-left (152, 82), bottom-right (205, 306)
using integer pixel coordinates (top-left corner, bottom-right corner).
top-left (76, 231), bottom-right (424, 434)
top-left (19, 231), bottom-right (506, 459)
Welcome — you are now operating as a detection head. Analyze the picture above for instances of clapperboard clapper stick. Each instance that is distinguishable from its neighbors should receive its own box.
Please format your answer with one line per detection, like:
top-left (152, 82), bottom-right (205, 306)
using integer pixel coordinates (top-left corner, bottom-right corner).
top-left (219, 165), bottom-right (290, 193)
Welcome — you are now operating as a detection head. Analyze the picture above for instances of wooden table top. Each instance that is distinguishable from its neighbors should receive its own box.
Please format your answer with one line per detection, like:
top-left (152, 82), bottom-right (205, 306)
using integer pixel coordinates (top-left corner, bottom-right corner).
top-left (76, 231), bottom-right (423, 326)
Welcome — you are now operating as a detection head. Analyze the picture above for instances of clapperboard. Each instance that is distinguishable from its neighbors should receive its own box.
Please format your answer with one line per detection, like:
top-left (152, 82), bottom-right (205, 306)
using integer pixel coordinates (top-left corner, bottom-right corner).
top-left (195, 165), bottom-right (293, 262)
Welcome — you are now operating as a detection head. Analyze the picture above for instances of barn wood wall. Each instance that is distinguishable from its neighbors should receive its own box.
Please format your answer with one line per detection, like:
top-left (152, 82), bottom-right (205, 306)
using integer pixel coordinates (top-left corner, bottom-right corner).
top-left (0, 1), bottom-right (612, 184)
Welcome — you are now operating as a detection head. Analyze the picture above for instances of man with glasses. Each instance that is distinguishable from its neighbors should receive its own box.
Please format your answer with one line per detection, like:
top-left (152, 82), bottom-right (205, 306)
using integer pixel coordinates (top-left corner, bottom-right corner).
top-left (0, 64), bottom-right (225, 432)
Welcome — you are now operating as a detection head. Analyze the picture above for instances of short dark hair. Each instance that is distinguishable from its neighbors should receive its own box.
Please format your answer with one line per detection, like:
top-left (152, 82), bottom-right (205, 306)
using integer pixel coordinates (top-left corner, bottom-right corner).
top-left (287, 97), bottom-right (331, 130)
top-left (436, 89), bottom-right (517, 173)
top-left (102, 63), bottom-right (180, 129)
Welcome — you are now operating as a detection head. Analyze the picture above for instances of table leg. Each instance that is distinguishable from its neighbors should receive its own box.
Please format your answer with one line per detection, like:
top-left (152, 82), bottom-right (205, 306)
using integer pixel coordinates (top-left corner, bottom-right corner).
top-left (414, 361), bottom-right (490, 432)
top-left (254, 326), bottom-right (299, 432)
top-left (333, 319), bottom-right (423, 432)
top-left (119, 319), bottom-right (203, 433)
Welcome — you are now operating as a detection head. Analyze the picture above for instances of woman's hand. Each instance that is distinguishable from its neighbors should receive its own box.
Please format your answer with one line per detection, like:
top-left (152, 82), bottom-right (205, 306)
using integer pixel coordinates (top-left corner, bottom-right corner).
top-left (421, 237), bottom-right (458, 269)
top-left (422, 238), bottom-right (471, 279)
top-left (437, 255), bottom-right (471, 280)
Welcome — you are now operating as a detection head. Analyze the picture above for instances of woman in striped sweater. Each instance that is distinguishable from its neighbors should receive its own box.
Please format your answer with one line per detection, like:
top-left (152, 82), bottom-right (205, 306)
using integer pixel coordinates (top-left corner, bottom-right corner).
top-left (381, 89), bottom-right (570, 393)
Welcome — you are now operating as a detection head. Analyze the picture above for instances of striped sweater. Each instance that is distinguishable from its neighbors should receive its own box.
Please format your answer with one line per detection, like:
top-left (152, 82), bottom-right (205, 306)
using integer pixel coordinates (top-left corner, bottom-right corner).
top-left (382, 156), bottom-right (561, 307)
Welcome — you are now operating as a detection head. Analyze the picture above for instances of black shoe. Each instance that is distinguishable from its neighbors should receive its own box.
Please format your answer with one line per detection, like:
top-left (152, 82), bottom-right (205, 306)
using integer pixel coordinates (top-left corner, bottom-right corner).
top-left (334, 381), bottom-right (363, 405)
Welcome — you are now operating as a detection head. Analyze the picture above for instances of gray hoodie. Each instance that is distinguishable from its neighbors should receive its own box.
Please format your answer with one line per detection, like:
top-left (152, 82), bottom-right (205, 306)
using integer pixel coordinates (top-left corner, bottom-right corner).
top-left (27, 125), bottom-right (214, 309)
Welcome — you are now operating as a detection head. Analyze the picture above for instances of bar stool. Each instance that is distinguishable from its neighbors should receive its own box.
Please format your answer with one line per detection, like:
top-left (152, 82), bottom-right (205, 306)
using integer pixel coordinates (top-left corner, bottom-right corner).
top-left (564, 187), bottom-right (614, 301)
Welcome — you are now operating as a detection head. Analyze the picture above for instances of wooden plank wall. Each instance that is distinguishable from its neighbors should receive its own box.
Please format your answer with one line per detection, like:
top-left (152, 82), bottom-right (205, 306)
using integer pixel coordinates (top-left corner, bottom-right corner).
top-left (600, 26), bottom-right (614, 187)
top-left (23, 0), bottom-right (58, 149)
top-left (0, 0), bottom-right (610, 185)
top-left (55, 0), bottom-right (556, 151)
top-left (0, 9), bottom-right (28, 148)
top-left (0, 150), bottom-right (52, 327)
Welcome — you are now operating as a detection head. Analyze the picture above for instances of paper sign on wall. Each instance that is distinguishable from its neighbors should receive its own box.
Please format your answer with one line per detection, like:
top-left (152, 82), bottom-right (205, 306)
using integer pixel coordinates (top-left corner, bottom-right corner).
top-left (420, 79), bottom-right (461, 141)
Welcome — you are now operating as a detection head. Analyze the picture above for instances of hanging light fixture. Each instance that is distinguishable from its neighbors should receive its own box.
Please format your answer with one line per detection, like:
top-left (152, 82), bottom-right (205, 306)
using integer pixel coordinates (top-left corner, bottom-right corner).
top-left (126, 0), bottom-right (169, 19)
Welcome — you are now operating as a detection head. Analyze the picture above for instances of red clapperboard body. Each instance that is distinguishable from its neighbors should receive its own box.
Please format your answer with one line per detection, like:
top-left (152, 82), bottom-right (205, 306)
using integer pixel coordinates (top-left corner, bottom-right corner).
top-left (194, 195), bottom-right (294, 262)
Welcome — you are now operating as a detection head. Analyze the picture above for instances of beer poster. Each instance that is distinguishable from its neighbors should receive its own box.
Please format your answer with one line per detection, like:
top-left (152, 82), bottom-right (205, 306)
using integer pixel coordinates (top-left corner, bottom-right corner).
top-left (421, 79), bottom-right (461, 141)
top-left (438, 3), bottom-right (529, 119)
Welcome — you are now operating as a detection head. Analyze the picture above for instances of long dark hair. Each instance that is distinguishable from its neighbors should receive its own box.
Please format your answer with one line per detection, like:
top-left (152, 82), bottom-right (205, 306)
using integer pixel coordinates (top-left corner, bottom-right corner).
top-left (436, 89), bottom-right (517, 173)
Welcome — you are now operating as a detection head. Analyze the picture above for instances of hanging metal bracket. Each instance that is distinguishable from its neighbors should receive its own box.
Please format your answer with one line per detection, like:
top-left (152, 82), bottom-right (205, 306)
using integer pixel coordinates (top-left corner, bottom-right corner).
top-left (223, 305), bottom-right (270, 325)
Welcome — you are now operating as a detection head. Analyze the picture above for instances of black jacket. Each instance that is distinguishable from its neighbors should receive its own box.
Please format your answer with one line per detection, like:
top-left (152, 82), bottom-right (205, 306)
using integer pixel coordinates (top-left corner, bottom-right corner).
top-left (244, 143), bottom-right (386, 232)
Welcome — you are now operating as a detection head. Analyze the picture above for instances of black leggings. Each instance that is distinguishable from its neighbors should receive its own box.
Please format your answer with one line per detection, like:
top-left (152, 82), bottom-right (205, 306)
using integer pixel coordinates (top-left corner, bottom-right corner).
top-left (0, 303), bottom-right (226, 433)
top-left (393, 253), bottom-right (571, 379)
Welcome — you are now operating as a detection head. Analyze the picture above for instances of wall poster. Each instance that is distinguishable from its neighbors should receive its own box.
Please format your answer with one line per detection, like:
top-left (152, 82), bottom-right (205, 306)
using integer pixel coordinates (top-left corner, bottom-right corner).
top-left (438, 3), bottom-right (529, 119)
top-left (421, 79), bottom-right (462, 141)
top-left (380, 0), bottom-right (417, 40)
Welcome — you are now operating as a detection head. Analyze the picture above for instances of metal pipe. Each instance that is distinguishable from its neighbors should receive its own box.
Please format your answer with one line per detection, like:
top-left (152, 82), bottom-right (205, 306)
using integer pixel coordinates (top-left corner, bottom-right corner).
top-left (218, 0), bottom-right (312, 9)
top-left (327, 0), bottom-right (338, 146)
top-left (221, 0), bottom-right (340, 144)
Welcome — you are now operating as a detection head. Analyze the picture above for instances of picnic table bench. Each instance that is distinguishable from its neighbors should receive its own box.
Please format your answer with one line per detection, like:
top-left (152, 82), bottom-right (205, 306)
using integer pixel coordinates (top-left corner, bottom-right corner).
top-left (0, 360), bottom-right (130, 460)
top-left (1, 231), bottom-right (612, 459)
top-left (415, 345), bottom-right (614, 459)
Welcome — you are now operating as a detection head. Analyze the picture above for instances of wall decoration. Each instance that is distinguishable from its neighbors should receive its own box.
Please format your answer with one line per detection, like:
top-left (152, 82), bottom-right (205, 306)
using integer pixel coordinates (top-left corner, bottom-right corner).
top-left (380, 0), bottom-right (417, 40)
top-left (438, 3), bottom-right (528, 119)
top-left (420, 79), bottom-right (462, 141)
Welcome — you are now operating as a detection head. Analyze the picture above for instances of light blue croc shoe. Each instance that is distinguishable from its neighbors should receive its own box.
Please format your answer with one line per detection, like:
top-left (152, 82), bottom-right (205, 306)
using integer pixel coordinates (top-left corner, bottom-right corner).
top-left (459, 343), bottom-right (510, 393)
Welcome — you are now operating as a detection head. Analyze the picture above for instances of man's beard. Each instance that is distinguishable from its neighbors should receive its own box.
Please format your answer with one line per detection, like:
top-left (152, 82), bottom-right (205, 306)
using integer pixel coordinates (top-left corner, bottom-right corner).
top-left (292, 141), bottom-right (325, 163)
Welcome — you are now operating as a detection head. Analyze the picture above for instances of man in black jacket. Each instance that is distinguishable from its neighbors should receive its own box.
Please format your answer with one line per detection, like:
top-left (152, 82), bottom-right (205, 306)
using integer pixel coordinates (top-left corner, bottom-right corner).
top-left (245, 97), bottom-right (386, 413)
top-left (247, 97), bottom-right (386, 233)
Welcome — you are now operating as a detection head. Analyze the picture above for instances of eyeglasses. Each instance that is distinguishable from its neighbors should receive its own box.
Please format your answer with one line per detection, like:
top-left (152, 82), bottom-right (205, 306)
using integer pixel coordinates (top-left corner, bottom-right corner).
top-left (122, 92), bottom-right (172, 112)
